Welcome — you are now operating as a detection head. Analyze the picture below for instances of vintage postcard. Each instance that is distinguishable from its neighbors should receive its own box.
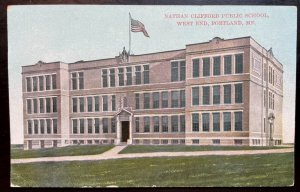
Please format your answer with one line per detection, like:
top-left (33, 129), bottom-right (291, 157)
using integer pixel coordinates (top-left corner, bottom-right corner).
top-left (9, 5), bottom-right (296, 187)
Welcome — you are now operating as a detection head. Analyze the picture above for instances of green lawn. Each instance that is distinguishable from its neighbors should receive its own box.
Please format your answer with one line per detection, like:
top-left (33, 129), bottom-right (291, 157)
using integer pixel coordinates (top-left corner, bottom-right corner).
top-left (11, 145), bottom-right (114, 159)
top-left (11, 152), bottom-right (294, 187)
top-left (119, 145), bottom-right (288, 154)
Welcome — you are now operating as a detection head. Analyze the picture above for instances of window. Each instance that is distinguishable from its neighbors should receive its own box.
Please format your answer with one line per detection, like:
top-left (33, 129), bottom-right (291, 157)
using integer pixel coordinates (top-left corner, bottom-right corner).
top-left (171, 91), bottom-right (179, 108)
top-left (88, 119), bottom-right (93, 134)
top-left (33, 99), bottom-right (37, 113)
top-left (180, 61), bottom-right (186, 81)
top-left (264, 90), bottom-right (267, 108)
top-left (39, 98), bottom-right (44, 113)
top-left (213, 113), bottom-right (220, 131)
top-left (102, 96), bottom-right (108, 111)
top-left (192, 113), bottom-right (199, 132)
top-left (34, 120), bottom-right (38, 134)
top-left (144, 117), bottom-right (150, 132)
top-left (53, 119), bottom-right (57, 134)
top-left (235, 83), bottom-right (243, 103)
top-left (162, 116), bottom-right (168, 132)
top-left (135, 66), bottom-right (141, 85)
top-left (264, 118), bottom-right (266, 133)
top-left (39, 76), bottom-right (44, 91)
top-left (180, 115), bottom-right (185, 132)
top-left (27, 120), bottom-right (32, 134)
top-left (144, 93), bottom-right (150, 109)
top-left (26, 77), bottom-right (32, 92)
top-left (52, 97), bottom-right (57, 113)
top-left (192, 87), bottom-right (199, 105)
top-left (46, 98), bottom-right (51, 113)
top-left (109, 69), bottom-right (115, 87)
top-left (103, 118), bottom-right (108, 133)
top-left (203, 86), bottom-right (210, 105)
top-left (234, 112), bottom-right (243, 131)
top-left (171, 116), bottom-right (178, 132)
top-left (235, 54), bottom-right (243, 73)
top-left (153, 92), bottom-right (159, 108)
top-left (72, 98), bottom-right (77, 113)
top-left (153, 116), bottom-right (160, 132)
top-left (180, 90), bottom-right (185, 107)
top-left (192, 139), bottom-right (199, 144)
top-left (126, 67), bottom-right (132, 85)
top-left (203, 58), bottom-right (210, 76)
top-left (94, 96), bottom-right (99, 112)
top-left (202, 113), bottom-right (210, 132)
top-left (87, 97), bottom-right (93, 112)
top-left (135, 93), bottom-right (140, 109)
top-left (71, 73), bottom-right (77, 90)
top-left (171, 61), bottom-right (179, 82)
top-left (27, 99), bottom-right (32, 114)
top-left (135, 117), bottom-right (140, 132)
top-left (224, 55), bottom-right (232, 74)
top-left (80, 119), bottom-right (84, 134)
top-left (162, 92), bottom-right (168, 108)
top-left (111, 118), bottom-right (116, 133)
top-left (52, 74), bottom-right (57, 89)
top-left (234, 139), bottom-right (243, 145)
top-left (46, 119), bottom-right (51, 134)
top-left (213, 139), bottom-right (220, 145)
top-left (77, 97), bottom-right (84, 112)
top-left (72, 72), bottom-right (84, 90)
top-left (224, 85), bottom-right (231, 104)
top-left (32, 77), bottom-right (38, 91)
top-left (193, 59), bottom-right (200, 78)
top-left (118, 68), bottom-right (124, 86)
top-left (213, 56), bottom-right (221, 76)
top-left (95, 118), bottom-right (100, 133)
top-left (40, 119), bottom-right (45, 134)
top-left (223, 112), bottom-right (231, 131)
top-left (78, 72), bottom-right (84, 89)
top-left (111, 95), bottom-right (116, 111)
top-left (102, 69), bottom-right (108, 87)
top-left (213, 85), bottom-right (220, 105)
top-left (143, 65), bottom-right (150, 84)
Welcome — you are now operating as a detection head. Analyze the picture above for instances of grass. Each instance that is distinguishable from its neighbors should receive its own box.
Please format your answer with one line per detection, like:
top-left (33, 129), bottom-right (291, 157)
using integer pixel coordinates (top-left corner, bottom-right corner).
top-left (11, 152), bottom-right (294, 187)
top-left (11, 145), bottom-right (114, 159)
top-left (119, 145), bottom-right (289, 154)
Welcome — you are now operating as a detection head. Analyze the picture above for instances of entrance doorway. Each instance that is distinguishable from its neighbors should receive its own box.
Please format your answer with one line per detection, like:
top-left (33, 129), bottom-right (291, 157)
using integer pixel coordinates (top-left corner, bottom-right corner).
top-left (121, 121), bottom-right (130, 142)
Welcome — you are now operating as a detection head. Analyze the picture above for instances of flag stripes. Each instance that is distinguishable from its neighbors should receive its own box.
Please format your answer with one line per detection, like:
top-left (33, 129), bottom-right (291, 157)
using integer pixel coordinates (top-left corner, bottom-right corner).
top-left (130, 17), bottom-right (150, 37)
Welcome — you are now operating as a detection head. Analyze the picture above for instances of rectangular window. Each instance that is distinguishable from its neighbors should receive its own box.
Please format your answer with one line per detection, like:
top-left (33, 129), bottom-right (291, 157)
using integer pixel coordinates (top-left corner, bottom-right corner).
top-left (78, 72), bottom-right (84, 89)
top-left (223, 112), bottom-right (231, 131)
top-left (180, 61), bottom-right (186, 81)
top-left (72, 98), bottom-right (77, 113)
top-left (180, 115), bottom-right (185, 132)
top-left (52, 97), bottom-right (57, 113)
top-left (88, 119), bottom-right (93, 134)
top-left (79, 97), bottom-right (84, 112)
top-left (162, 92), bottom-right (168, 108)
top-left (94, 96), bottom-right (99, 112)
top-left (192, 87), bottom-right (199, 105)
top-left (95, 118), bottom-right (100, 133)
top-left (71, 73), bottom-right (77, 90)
top-left (153, 92), bottom-right (159, 109)
top-left (144, 117), bottom-right (150, 132)
top-left (135, 117), bottom-right (140, 132)
top-left (126, 67), bottom-right (132, 85)
top-left (171, 115), bottom-right (178, 132)
top-left (192, 59), bottom-right (200, 78)
top-left (87, 97), bottom-right (93, 112)
top-left (33, 99), bottom-right (37, 113)
top-left (135, 93), bottom-right (140, 109)
top-left (27, 99), bottom-right (32, 114)
top-left (224, 84), bottom-right (231, 104)
top-left (171, 91), bottom-right (179, 108)
top-left (112, 95), bottom-right (116, 111)
top-left (109, 69), bottom-right (115, 87)
top-left (118, 68), bottom-right (124, 86)
top-left (102, 69), bottom-right (108, 87)
top-left (102, 96), bottom-right (108, 111)
top-left (234, 139), bottom-right (243, 145)
top-left (213, 56), bottom-right (221, 76)
top-left (52, 74), bottom-right (57, 89)
top-left (224, 55), bottom-right (232, 74)
top-left (72, 119), bottom-right (78, 134)
top-left (234, 112), bottom-right (243, 131)
top-left (111, 118), bottom-right (116, 133)
top-left (39, 76), bottom-right (44, 91)
top-left (192, 113), bottom-right (199, 132)
top-left (80, 119), bottom-right (84, 134)
top-left (153, 116), bottom-right (160, 132)
top-left (103, 118), bottom-right (108, 133)
top-left (26, 77), bottom-right (32, 92)
top-left (203, 86), bottom-right (210, 105)
top-left (171, 61), bottom-right (179, 82)
top-left (202, 113), bottom-right (210, 132)
top-left (40, 119), bottom-right (45, 134)
top-left (27, 120), bottom-right (32, 134)
top-left (235, 83), bottom-right (243, 103)
top-left (144, 93), bottom-right (150, 109)
top-left (143, 65), bottom-right (150, 84)
top-left (162, 116), bottom-right (168, 132)
top-left (46, 98), bottom-right (51, 113)
top-left (180, 90), bottom-right (185, 107)
top-left (46, 119), bottom-right (51, 134)
top-left (135, 66), bottom-right (141, 85)
top-left (264, 90), bottom-right (266, 108)
top-left (53, 119), bottom-right (57, 134)
top-left (235, 54), bottom-right (243, 73)
top-left (213, 139), bottom-right (220, 145)
top-left (213, 113), bottom-right (220, 131)
top-left (203, 58), bottom-right (210, 76)
top-left (213, 85), bottom-right (220, 105)
top-left (34, 120), bottom-right (38, 134)
top-left (32, 76), bottom-right (38, 91)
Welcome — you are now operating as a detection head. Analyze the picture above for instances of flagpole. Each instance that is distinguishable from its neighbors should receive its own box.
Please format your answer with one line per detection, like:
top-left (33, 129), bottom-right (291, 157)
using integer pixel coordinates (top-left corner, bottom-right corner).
top-left (129, 13), bottom-right (131, 55)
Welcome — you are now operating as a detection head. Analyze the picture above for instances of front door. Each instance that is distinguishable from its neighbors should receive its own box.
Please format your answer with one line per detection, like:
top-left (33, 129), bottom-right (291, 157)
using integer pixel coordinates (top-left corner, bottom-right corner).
top-left (121, 121), bottom-right (129, 142)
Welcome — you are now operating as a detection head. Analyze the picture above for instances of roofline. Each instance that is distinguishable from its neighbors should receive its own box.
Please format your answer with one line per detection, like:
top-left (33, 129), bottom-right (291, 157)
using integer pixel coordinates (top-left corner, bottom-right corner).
top-left (186, 36), bottom-right (251, 46)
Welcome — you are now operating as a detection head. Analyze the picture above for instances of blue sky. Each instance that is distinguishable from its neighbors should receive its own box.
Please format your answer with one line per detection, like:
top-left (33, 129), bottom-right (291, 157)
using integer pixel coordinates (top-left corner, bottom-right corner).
top-left (8, 5), bottom-right (296, 143)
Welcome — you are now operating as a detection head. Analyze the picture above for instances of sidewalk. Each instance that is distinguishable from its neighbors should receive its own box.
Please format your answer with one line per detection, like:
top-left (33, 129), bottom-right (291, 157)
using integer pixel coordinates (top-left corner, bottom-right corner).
top-left (11, 146), bottom-right (294, 164)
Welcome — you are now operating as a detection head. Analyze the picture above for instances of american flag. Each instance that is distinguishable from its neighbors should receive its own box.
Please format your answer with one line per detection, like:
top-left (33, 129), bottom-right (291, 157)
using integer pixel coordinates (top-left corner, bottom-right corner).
top-left (130, 17), bottom-right (150, 37)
